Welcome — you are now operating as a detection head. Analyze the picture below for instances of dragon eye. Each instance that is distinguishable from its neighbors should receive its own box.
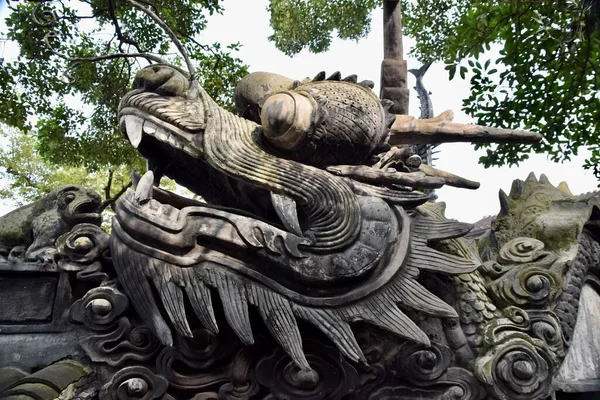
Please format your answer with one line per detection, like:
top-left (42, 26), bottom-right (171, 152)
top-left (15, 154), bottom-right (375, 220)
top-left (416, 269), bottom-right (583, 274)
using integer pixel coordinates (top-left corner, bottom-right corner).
top-left (64, 193), bottom-right (76, 203)
top-left (260, 91), bottom-right (316, 151)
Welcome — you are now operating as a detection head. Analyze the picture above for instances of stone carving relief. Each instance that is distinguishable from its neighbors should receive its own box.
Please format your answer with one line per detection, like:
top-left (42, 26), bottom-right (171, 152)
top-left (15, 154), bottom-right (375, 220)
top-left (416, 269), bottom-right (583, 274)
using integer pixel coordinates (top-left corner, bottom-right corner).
top-left (0, 186), bottom-right (102, 263)
top-left (2, 12), bottom-right (600, 399)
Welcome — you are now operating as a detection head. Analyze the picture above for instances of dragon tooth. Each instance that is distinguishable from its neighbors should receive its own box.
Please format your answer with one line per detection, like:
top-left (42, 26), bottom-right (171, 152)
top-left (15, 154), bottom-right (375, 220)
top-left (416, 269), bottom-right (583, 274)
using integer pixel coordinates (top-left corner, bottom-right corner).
top-left (142, 121), bottom-right (156, 135)
top-left (153, 126), bottom-right (169, 142)
top-left (135, 170), bottom-right (154, 204)
top-left (166, 132), bottom-right (182, 149)
top-left (270, 192), bottom-right (303, 236)
top-left (124, 115), bottom-right (144, 148)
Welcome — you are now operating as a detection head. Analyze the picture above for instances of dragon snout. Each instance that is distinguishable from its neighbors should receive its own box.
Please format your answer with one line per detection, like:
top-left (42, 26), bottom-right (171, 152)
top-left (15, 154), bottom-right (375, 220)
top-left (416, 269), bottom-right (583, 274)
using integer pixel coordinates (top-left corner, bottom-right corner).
top-left (132, 65), bottom-right (189, 97)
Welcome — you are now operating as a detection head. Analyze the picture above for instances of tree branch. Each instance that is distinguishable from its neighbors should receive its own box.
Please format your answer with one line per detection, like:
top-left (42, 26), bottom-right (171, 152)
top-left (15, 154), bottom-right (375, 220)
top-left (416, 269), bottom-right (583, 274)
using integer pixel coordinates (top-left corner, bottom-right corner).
top-left (122, 0), bottom-right (197, 79)
top-left (98, 180), bottom-right (132, 212)
top-left (69, 52), bottom-right (168, 65)
top-left (66, 53), bottom-right (191, 77)
top-left (104, 169), bottom-right (114, 201)
top-left (5, 167), bottom-right (37, 189)
top-left (108, 0), bottom-right (143, 53)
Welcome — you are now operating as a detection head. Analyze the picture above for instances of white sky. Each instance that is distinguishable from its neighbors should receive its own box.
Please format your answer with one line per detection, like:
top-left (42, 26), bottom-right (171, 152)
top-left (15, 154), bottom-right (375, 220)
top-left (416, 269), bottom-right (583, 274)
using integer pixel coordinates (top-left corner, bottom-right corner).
top-left (0, 0), bottom-right (598, 222)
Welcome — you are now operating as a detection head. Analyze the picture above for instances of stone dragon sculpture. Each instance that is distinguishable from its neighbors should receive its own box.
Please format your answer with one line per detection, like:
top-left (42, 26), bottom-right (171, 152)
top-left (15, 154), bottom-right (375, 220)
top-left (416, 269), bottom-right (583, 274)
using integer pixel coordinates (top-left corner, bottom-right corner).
top-left (112, 64), bottom-right (483, 371)
top-left (2, 60), bottom-right (599, 399)
top-left (0, 58), bottom-right (600, 400)
top-left (3, 3), bottom-right (600, 399)
top-left (0, 185), bottom-right (102, 262)
top-left (107, 59), bottom-right (600, 399)
top-left (2, 55), bottom-right (599, 399)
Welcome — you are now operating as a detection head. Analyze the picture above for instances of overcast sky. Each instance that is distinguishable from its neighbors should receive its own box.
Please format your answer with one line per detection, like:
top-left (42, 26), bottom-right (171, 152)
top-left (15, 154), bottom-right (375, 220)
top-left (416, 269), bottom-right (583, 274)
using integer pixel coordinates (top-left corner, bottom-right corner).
top-left (0, 0), bottom-right (597, 222)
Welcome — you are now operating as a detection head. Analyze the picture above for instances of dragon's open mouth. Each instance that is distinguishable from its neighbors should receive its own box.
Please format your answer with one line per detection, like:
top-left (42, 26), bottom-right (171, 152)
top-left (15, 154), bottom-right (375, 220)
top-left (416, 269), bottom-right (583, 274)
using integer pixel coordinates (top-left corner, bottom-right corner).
top-left (118, 89), bottom-right (205, 159)
top-left (118, 107), bottom-right (301, 235)
top-left (69, 199), bottom-right (103, 224)
top-left (118, 91), bottom-right (314, 238)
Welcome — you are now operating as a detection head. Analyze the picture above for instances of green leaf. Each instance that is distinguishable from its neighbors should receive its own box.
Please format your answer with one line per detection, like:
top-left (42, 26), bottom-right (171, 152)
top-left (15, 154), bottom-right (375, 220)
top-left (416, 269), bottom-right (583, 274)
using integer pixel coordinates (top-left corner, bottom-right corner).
top-left (447, 64), bottom-right (457, 80)
top-left (0, 0), bottom-right (248, 175)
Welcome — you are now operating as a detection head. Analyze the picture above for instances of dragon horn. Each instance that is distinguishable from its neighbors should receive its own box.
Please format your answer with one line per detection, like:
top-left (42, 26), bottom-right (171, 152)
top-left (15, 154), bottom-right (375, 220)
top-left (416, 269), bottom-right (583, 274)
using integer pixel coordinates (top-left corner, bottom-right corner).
top-left (388, 111), bottom-right (542, 145)
top-left (123, 0), bottom-right (196, 80)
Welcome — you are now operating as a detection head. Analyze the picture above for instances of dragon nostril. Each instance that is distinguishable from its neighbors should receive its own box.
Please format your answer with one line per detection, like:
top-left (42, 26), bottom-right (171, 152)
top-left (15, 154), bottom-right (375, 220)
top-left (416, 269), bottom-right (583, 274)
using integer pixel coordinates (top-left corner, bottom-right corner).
top-left (132, 67), bottom-right (178, 93)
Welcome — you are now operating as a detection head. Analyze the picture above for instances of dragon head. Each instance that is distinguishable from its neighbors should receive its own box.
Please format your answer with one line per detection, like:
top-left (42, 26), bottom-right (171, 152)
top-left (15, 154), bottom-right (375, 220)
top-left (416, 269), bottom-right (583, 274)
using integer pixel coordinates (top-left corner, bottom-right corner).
top-left (492, 172), bottom-right (587, 256)
top-left (117, 65), bottom-right (406, 253)
top-left (51, 185), bottom-right (102, 225)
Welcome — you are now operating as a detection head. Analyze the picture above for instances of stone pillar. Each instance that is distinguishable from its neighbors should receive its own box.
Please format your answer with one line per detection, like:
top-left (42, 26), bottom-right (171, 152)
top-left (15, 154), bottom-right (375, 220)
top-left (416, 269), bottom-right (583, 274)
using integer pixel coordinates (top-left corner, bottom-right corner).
top-left (380, 0), bottom-right (409, 115)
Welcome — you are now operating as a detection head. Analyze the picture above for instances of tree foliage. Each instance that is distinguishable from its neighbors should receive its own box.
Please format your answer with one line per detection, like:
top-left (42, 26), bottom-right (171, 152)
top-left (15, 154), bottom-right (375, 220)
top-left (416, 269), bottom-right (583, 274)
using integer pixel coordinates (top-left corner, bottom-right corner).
top-left (0, 125), bottom-right (133, 205)
top-left (268, 0), bottom-right (600, 178)
top-left (268, 0), bottom-right (380, 55)
top-left (0, 0), bottom-right (248, 203)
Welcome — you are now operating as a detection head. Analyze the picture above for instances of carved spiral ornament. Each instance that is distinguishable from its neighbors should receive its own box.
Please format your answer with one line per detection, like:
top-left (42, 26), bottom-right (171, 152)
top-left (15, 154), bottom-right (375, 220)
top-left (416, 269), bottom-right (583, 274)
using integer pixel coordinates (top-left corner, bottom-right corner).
top-left (155, 328), bottom-right (239, 391)
top-left (70, 286), bottom-right (129, 330)
top-left (515, 268), bottom-right (556, 305)
top-left (174, 328), bottom-right (238, 365)
top-left (80, 318), bottom-right (161, 367)
top-left (217, 348), bottom-right (260, 400)
top-left (476, 337), bottom-right (552, 400)
top-left (497, 237), bottom-right (545, 264)
top-left (392, 343), bottom-right (452, 384)
top-left (57, 223), bottom-right (110, 264)
top-left (531, 320), bottom-right (564, 356)
top-left (101, 366), bottom-right (171, 400)
top-left (487, 266), bottom-right (561, 308)
top-left (255, 341), bottom-right (358, 400)
top-left (476, 308), bottom-right (555, 400)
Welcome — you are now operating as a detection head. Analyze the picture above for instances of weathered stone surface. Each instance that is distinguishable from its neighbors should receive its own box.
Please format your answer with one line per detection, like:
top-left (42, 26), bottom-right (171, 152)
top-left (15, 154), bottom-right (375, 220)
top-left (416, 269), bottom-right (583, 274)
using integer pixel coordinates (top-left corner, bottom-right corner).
top-left (0, 275), bottom-right (57, 323)
top-left (555, 283), bottom-right (600, 392)
top-left (0, 186), bottom-right (102, 263)
top-left (0, 360), bottom-right (91, 400)
top-left (0, 332), bottom-right (87, 369)
top-left (5, 14), bottom-right (600, 397)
